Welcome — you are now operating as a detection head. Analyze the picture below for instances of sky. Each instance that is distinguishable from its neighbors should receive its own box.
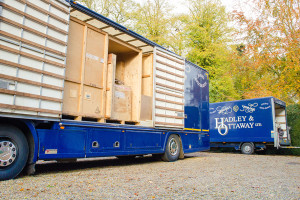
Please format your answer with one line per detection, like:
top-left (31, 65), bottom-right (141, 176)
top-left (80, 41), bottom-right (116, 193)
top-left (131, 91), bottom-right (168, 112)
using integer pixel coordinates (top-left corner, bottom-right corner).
top-left (134, 0), bottom-right (250, 16)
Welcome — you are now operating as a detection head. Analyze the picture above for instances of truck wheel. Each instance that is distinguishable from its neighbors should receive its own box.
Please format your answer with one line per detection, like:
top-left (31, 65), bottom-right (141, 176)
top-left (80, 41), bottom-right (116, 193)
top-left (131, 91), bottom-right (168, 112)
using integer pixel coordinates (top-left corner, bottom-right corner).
top-left (241, 143), bottom-right (254, 155)
top-left (162, 135), bottom-right (180, 162)
top-left (0, 125), bottom-right (29, 180)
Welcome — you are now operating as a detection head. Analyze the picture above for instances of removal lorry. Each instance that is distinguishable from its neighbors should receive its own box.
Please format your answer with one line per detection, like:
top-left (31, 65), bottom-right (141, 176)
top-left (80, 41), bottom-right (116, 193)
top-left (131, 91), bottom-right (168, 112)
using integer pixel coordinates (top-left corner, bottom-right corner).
top-left (210, 97), bottom-right (292, 154)
top-left (0, 0), bottom-right (210, 180)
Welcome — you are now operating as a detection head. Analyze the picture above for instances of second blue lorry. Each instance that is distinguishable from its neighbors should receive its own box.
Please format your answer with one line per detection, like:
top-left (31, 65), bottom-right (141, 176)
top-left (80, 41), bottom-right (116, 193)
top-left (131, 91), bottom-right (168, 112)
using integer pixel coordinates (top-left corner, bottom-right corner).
top-left (209, 97), bottom-right (291, 154)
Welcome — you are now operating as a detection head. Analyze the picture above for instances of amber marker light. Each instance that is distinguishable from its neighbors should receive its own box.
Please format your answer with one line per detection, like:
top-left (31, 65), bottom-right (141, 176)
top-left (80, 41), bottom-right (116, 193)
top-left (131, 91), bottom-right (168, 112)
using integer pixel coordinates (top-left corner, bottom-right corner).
top-left (60, 126), bottom-right (65, 130)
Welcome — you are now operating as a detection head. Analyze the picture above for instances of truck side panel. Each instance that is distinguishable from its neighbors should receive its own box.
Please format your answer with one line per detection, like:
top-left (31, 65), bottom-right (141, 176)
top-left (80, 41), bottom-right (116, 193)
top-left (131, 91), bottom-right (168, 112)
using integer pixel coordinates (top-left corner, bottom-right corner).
top-left (37, 121), bottom-right (209, 160)
top-left (184, 61), bottom-right (209, 132)
top-left (210, 97), bottom-right (275, 143)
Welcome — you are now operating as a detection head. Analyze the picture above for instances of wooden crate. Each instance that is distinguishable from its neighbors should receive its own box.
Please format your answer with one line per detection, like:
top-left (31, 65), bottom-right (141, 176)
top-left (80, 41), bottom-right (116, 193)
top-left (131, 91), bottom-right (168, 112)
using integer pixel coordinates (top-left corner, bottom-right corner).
top-left (63, 18), bottom-right (108, 120)
top-left (111, 84), bottom-right (131, 121)
top-left (140, 53), bottom-right (154, 124)
top-left (106, 37), bottom-right (142, 122)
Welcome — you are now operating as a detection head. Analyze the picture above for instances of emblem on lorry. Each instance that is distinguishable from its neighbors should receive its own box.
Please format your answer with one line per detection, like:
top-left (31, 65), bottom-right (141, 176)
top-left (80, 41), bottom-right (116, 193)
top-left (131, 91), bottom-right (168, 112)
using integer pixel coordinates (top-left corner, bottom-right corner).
top-left (195, 73), bottom-right (207, 88)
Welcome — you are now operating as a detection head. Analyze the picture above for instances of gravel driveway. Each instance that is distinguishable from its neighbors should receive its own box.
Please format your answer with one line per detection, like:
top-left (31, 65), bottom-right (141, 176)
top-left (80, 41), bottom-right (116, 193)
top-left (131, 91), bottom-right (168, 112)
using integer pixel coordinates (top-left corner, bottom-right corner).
top-left (0, 152), bottom-right (299, 199)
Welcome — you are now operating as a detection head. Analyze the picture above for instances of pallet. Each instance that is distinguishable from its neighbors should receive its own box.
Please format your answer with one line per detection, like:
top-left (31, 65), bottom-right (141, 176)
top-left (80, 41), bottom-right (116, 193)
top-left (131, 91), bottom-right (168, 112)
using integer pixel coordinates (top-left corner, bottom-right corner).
top-left (62, 115), bottom-right (104, 122)
top-left (105, 119), bottom-right (140, 125)
top-left (62, 115), bottom-right (140, 125)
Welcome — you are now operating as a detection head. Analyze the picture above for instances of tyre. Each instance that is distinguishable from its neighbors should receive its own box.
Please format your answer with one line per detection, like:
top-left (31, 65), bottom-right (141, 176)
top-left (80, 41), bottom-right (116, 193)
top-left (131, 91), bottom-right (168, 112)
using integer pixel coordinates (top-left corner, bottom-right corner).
top-left (0, 125), bottom-right (29, 180)
top-left (162, 135), bottom-right (181, 162)
top-left (241, 143), bottom-right (254, 155)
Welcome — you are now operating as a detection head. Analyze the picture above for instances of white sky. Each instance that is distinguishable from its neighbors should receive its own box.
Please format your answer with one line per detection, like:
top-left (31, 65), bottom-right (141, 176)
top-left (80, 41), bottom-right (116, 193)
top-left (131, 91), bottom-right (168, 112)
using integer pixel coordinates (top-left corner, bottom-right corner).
top-left (135, 0), bottom-right (248, 15)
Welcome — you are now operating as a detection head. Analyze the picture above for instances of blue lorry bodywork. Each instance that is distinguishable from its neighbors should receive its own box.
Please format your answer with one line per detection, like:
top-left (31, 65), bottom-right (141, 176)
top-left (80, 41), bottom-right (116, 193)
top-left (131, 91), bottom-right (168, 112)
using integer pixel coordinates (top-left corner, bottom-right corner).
top-left (209, 97), bottom-right (291, 152)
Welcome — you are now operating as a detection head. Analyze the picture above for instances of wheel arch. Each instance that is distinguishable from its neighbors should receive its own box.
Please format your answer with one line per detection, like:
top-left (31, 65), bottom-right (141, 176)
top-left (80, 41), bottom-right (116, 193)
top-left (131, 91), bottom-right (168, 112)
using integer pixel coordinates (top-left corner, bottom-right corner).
top-left (163, 132), bottom-right (184, 159)
top-left (239, 142), bottom-right (255, 150)
top-left (0, 118), bottom-right (38, 165)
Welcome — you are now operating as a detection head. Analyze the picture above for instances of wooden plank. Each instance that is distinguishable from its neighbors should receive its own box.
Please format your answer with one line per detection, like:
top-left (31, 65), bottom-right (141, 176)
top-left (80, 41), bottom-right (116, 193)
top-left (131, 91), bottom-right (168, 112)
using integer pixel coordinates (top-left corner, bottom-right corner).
top-left (65, 20), bottom-right (85, 82)
top-left (142, 74), bottom-right (151, 78)
top-left (0, 74), bottom-right (63, 91)
top-left (155, 121), bottom-right (183, 127)
top-left (140, 95), bottom-right (152, 120)
top-left (0, 3), bottom-right (68, 35)
top-left (156, 67), bottom-right (184, 78)
top-left (62, 81), bottom-right (80, 115)
top-left (111, 84), bottom-right (132, 121)
top-left (105, 54), bottom-right (116, 119)
top-left (156, 75), bottom-right (184, 85)
top-left (0, 88), bottom-right (62, 102)
top-left (155, 98), bottom-right (184, 105)
top-left (0, 30), bottom-right (66, 57)
top-left (155, 105), bottom-right (184, 112)
top-left (100, 33), bottom-right (109, 117)
top-left (81, 85), bottom-right (103, 118)
top-left (156, 52), bottom-right (184, 65)
top-left (156, 89), bottom-right (184, 98)
top-left (142, 53), bottom-right (153, 97)
top-left (0, 17), bottom-right (67, 46)
top-left (156, 82), bottom-right (184, 92)
top-left (0, 44), bottom-right (65, 68)
top-left (16, 0), bottom-right (69, 25)
top-left (156, 59), bottom-right (184, 72)
top-left (115, 61), bottom-right (125, 83)
top-left (84, 27), bottom-right (105, 88)
top-left (118, 51), bottom-right (142, 122)
top-left (77, 25), bottom-right (88, 115)
top-left (109, 36), bottom-right (140, 53)
top-left (0, 59), bottom-right (64, 79)
top-left (70, 17), bottom-right (105, 34)
top-left (155, 113), bottom-right (184, 119)
top-left (0, 103), bottom-right (62, 115)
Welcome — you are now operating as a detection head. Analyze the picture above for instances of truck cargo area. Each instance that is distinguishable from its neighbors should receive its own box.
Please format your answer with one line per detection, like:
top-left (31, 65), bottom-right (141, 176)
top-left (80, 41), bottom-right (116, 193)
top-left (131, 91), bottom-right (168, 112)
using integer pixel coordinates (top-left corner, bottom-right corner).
top-left (0, 0), bottom-right (210, 180)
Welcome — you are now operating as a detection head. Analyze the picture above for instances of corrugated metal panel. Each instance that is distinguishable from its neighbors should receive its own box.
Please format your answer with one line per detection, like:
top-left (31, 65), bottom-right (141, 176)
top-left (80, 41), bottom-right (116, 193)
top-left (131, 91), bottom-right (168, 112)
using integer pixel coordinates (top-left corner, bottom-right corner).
top-left (154, 47), bottom-right (185, 128)
top-left (0, 0), bottom-right (70, 119)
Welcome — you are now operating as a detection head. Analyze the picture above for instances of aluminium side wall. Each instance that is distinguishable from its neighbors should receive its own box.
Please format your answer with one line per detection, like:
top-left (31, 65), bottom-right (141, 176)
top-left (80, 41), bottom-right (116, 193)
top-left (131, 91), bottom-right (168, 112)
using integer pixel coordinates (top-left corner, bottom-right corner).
top-left (0, 0), bottom-right (70, 119)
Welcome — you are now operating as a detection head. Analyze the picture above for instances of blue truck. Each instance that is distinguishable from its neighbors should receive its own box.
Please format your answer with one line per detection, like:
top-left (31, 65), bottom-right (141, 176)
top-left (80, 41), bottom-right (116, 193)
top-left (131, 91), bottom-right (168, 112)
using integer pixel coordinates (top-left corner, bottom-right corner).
top-left (209, 97), bottom-right (292, 154)
top-left (0, 0), bottom-right (209, 180)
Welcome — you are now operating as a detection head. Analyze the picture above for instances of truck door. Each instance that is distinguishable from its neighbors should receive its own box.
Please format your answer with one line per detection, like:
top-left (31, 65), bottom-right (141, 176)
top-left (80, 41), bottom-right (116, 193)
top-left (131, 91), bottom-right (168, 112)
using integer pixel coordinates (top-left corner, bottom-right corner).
top-left (184, 61), bottom-right (209, 131)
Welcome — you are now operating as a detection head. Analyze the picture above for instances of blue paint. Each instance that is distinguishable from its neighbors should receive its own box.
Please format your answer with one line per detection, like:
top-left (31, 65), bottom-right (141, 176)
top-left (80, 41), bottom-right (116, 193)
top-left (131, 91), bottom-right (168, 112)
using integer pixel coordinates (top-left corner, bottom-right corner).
top-left (184, 61), bottom-right (209, 132)
top-left (36, 120), bottom-right (209, 160)
top-left (23, 120), bottom-right (39, 163)
top-left (210, 97), bottom-right (290, 149)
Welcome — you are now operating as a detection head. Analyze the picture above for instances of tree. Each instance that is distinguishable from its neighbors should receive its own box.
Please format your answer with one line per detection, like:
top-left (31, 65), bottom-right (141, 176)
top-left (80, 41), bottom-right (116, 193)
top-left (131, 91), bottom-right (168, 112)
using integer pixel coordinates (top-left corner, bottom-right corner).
top-left (232, 0), bottom-right (300, 104)
top-left (78, 0), bottom-right (136, 26)
top-left (130, 0), bottom-right (173, 45)
top-left (184, 0), bottom-right (240, 102)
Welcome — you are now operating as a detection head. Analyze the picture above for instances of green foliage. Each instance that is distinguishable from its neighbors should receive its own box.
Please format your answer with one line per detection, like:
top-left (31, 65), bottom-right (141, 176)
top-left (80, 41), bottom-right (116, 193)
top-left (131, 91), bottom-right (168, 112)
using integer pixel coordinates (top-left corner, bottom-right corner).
top-left (130, 0), bottom-right (172, 46)
top-left (287, 104), bottom-right (300, 155)
top-left (78, 0), bottom-right (136, 26)
top-left (184, 0), bottom-right (240, 102)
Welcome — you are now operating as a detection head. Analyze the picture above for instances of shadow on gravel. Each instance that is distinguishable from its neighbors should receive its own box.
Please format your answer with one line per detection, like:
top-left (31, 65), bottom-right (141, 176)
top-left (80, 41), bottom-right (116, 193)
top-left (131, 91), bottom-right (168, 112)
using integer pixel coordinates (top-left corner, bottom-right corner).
top-left (33, 154), bottom-right (202, 176)
top-left (209, 147), bottom-right (300, 156)
top-left (34, 156), bottom-right (158, 176)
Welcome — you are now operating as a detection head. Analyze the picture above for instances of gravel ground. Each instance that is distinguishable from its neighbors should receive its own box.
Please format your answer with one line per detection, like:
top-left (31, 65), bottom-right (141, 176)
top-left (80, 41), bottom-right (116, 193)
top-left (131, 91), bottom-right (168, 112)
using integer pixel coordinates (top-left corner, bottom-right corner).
top-left (0, 152), bottom-right (299, 199)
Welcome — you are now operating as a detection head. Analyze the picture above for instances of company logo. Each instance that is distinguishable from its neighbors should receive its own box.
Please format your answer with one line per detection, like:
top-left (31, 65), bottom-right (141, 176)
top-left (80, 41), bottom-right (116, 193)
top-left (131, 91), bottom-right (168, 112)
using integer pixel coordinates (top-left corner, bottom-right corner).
top-left (215, 118), bottom-right (229, 136)
top-left (233, 105), bottom-right (239, 112)
top-left (194, 73), bottom-right (207, 88)
top-left (240, 103), bottom-right (258, 113)
top-left (259, 103), bottom-right (271, 110)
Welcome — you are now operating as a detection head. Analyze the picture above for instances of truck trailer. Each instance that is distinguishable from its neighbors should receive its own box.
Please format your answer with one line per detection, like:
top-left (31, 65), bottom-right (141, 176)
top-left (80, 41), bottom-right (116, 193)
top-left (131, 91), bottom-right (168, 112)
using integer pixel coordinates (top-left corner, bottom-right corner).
top-left (0, 0), bottom-right (210, 180)
top-left (210, 97), bottom-right (291, 154)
